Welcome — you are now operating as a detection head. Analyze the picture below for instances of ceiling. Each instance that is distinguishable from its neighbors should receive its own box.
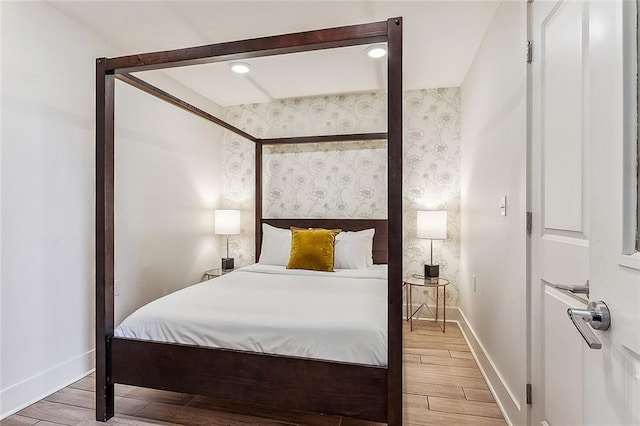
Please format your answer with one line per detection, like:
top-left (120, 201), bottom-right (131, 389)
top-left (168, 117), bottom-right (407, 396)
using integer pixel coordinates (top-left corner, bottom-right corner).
top-left (50, 1), bottom-right (499, 107)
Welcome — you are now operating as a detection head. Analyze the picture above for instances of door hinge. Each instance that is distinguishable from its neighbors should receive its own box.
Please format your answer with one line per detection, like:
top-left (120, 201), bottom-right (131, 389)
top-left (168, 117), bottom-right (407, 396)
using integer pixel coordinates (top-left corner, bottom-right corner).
top-left (526, 383), bottom-right (532, 404)
top-left (526, 211), bottom-right (533, 235)
top-left (527, 41), bottom-right (533, 64)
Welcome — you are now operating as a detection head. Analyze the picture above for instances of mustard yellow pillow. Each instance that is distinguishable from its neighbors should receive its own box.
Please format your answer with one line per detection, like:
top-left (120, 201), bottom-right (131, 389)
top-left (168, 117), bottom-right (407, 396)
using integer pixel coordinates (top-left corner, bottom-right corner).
top-left (286, 228), bottom-right (341, 272)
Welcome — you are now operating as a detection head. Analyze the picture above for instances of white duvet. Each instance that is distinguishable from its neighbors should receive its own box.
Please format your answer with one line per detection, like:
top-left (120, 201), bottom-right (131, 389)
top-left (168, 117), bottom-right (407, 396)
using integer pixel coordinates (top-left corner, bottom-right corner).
top-left (114, 264), bottom-right (388, 366)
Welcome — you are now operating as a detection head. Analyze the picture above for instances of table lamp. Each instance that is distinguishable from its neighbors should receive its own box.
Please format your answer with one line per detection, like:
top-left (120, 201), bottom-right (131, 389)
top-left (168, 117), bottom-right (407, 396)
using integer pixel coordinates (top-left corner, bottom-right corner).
top-left (417, 210), bottom-right (447, 278)
top-left (214, 209), bottom-right (241, 270)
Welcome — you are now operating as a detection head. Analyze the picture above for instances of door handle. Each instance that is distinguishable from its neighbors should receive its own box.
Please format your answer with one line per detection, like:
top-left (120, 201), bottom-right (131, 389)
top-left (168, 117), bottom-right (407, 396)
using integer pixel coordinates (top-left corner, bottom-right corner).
top-left (567, 300), bottom-right (611, 349)
top-left (554, 280), bottom-right (589, 297)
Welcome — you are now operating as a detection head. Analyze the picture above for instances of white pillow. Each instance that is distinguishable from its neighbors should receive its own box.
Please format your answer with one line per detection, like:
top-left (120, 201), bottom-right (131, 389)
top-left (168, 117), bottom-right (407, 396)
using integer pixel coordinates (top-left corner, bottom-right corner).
top-left (334, 228), bottom-right (375, 269)
top-left (258, 223), bottom-right (292, 266)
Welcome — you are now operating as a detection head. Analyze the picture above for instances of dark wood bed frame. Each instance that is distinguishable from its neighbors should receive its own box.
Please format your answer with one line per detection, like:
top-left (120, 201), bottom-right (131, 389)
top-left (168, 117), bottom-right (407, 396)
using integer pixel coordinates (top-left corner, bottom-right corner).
top-left (96, 18), bottom-right (403, 425)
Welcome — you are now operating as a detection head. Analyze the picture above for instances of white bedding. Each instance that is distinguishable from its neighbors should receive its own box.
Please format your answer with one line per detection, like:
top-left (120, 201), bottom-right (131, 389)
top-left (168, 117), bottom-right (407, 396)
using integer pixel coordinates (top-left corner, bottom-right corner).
top-left (114, 264), bottom-right (388, 366)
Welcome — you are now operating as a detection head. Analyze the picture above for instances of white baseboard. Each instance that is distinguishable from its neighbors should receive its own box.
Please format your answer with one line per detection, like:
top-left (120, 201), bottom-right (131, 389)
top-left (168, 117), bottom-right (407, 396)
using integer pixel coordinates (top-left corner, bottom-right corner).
top-left (0, 349), bottom-right (95, 419)
top-left (455, 308), bottom-right (524, 426)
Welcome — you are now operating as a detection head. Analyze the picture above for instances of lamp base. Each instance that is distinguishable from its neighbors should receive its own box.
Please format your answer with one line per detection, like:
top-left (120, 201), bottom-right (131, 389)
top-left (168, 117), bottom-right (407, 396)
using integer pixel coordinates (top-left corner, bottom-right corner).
top-left (221, 258), bottom-right (234, 270)
top-left (424, 264), bottom-right (439, 278)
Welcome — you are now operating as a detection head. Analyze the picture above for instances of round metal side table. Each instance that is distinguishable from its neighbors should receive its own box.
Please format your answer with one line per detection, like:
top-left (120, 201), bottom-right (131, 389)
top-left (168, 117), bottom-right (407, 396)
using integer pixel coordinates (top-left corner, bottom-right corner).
top-left (403, 275), bottom-right (449, 332)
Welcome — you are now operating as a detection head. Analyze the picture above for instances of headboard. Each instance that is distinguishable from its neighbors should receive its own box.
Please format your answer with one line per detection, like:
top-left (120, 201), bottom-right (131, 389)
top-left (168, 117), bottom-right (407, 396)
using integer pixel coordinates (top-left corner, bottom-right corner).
top-left (257, 218), bottom-right (388, 264)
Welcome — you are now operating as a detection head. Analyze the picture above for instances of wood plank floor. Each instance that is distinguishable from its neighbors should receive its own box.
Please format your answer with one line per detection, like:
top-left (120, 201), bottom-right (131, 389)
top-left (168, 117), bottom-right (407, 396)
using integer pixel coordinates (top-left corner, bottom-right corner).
top-left (1, 322), bottom-right (505, 426)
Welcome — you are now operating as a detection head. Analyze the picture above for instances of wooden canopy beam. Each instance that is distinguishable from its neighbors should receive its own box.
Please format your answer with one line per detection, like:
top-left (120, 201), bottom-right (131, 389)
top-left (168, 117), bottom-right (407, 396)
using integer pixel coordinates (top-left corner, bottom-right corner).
top-left (116, 73), bottom-right (257, 142)
top-left (117, 73), bottom-right (387, 145)
top-left (259, 133), bottom-right (387, 145)
top-left (106, 21), bottom-right (388, 74)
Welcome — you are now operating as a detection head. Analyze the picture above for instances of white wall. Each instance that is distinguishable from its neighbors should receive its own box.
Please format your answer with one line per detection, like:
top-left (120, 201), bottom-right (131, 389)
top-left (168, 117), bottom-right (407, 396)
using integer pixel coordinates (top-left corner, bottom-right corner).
top-left (114, 82), bottom-right (224, 324)
top-left (459, 2), bottom-right (527, 424)
top-left (0, 1), bottom-right (224, 417)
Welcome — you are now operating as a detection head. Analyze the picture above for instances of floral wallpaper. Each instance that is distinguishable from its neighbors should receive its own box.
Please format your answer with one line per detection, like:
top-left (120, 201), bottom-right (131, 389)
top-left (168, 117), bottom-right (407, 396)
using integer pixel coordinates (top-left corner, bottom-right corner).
top-left (403, 88), bottom-right (461, 307)
top-left (220, 134), bottom-right (255, 269)
top-left (221, 88), bottom-right (461, 306)
top-left (262, 141), bottom-right (387, 219)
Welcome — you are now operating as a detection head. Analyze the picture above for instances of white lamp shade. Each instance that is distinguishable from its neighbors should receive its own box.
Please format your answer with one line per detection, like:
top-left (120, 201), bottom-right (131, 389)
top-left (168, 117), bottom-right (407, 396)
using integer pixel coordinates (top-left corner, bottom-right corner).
top-left (417, 210), bottom-right (447, 240)
top-left (214, 210), bottom-right (241, 235)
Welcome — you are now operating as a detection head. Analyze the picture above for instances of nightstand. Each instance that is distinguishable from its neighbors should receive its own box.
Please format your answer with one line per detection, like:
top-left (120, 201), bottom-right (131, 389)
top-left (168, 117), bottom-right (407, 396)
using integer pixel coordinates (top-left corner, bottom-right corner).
top-left (202, 268), bottom-right (233, 281)
top-left (403, 275), bottom-right (450, 332)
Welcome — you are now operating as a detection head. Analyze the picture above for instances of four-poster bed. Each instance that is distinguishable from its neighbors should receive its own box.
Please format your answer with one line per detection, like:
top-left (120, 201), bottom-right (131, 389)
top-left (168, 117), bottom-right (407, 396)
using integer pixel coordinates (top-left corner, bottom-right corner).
top-left (96, 18), bottom-right (403, 425)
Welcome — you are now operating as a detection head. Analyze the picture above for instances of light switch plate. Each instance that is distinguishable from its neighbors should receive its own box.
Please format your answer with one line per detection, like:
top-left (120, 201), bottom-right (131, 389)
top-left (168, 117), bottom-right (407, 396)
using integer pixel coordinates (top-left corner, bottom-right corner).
top-left (500, 196), bottom-right (507, 216)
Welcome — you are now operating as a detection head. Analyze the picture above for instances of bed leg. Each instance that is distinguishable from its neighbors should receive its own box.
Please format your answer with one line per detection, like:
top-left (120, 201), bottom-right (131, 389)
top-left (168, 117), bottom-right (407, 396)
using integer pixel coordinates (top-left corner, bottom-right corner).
top-left (96, 334), bottom-right (114, 421)
top-left (96, 374), bottom-right (114, 421)
top-left (96, 336), bottom-right (114, 421)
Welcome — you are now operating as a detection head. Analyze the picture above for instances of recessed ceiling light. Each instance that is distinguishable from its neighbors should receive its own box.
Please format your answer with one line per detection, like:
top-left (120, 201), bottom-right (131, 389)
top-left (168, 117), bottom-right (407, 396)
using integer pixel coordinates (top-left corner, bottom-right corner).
top-left (366, 45), bottom-right (387, 59)
top-left (230, 62), bottom-right (251, 74)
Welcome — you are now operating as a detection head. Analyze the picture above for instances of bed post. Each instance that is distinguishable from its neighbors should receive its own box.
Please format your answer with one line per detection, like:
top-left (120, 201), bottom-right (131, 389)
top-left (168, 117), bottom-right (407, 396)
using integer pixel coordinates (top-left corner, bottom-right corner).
top-left (255, 141), bottom-right (263, 261)
top-left (95, 57), bottom-right (115, 421)
top-left (386, 17), bottom-right (403, 426)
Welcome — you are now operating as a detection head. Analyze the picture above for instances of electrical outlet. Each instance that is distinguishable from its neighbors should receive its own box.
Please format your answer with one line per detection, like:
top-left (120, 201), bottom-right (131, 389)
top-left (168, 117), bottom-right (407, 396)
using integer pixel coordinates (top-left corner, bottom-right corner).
top-left (115, 280), bottom-right (121, 296)
top-left (473, 275), bottom-right (477, 292)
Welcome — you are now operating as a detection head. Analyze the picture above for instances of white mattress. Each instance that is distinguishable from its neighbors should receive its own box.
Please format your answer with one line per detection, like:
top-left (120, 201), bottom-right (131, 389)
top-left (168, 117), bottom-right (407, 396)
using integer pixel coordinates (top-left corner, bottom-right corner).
top-left (114, 264), bottom-right (388, 366)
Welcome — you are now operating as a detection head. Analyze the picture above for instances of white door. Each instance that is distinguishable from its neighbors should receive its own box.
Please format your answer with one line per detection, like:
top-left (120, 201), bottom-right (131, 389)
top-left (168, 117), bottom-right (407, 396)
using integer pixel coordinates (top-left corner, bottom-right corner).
top-left (530, 1), bottom-right (640, 425)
